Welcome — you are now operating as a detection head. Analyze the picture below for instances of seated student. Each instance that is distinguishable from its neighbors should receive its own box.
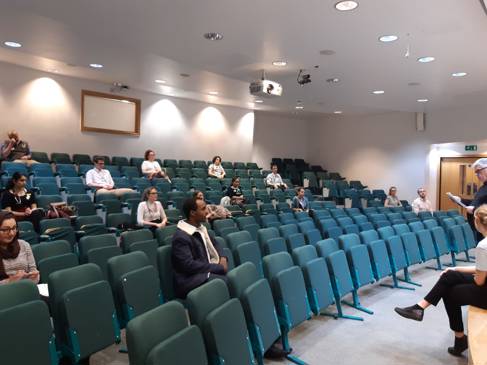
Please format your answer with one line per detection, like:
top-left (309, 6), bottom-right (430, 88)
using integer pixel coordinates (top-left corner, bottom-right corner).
top-left (0, 211), bottom-right (39, 285)
top-left (208, 155), bottom-right (225, 179)
top-left (226, 176), bottom-right (245, 207)
top-left (194, 190), bottom-right (231, 221)
top-left (292, 186), bottom-right (309, 212)
top-left (171, 197), bottom-right (228, 299)
top-left (384, 186), bottom-right (402, 207)
top-left (412, 187), bottom-right (433, 214)
top-left (0, 172), bottom-right (43, 233)
top-left (85, 156), bottom-right (134, 198)
top-left (394, 204), bottom-right (487, 357)
top-left (141, 149), bottom-right (171, 182)
top-left (0, 130), bottom-right (38, 165)
top-left (266, 163), bottom-right (288, 190)
top-left (137, 187), bottom-right (167, 231)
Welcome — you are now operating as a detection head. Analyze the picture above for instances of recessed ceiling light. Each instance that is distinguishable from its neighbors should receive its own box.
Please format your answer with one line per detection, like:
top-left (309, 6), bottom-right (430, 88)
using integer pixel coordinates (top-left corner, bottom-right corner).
top-left (334, 111), bottom-right (343, 114)
top-left (4, 41), bottom-right (22, 48)
top-left (326, 78), bottom-right (340, 83)
top-left (408, 82), bottom-right (421, 86)
top-left (417, 98), bottom-right (429, 103)
top-left (335, 1), bottom-right (358, 11)
top-left (255, 100), bottom-right (263, 103)
top-left (204, 32), bottom-right (223, 41)
top-left (272, 61), bottom-right (287, 67)
top-left (208, 91), bottom-right (219, 95)
top-left (155, 79), bottom-right (166, 84)
top-left (180, 73), bottom-right (190, 78)
top-left (417, 56), bottom-right (435, 63)
top-left (372, 90), bottom-right (385, 95)
top-left (295, 106), bottom-right (304, 110)
top-left (452, 72), bottom-right (467, 77)
top-left (89, 63), bottom-right (103, 69)
top-left (379, 35), bottom-right (398, 43)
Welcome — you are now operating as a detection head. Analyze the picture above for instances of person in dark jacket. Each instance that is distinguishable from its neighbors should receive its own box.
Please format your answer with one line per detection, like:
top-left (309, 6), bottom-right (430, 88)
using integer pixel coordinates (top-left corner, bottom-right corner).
top-left (171, 197), bottom-right (228, 299)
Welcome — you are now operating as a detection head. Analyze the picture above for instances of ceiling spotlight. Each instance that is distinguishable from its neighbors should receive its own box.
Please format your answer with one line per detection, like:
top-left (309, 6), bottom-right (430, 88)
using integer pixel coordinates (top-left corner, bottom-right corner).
top-left (334, 111), bottom-right (343, 114)
top-left (4, 41), bottom-right (22, 48)
top-left (155, 79), bottom-right (166, 84)
top-left (417, 98), bottom-right (429, 103)
top-left (204, 32), bottom-right (223, 41)
top-left (417, 56), bottom-right (435, 63)
top-left (208, 91), bottom-right (219, 95)
top-left (255, 99), bottom-right (263, 103)
top-left (295, 106), bottom-right (304, 110)
top-left (408, 82), bottom-right (421, 86)
top-left (319, 49), bottom-right (336, 56)
top-left (452, 72), bottom-right (467, 77)
top-left (372, 90), bottom-right (385, 95)
top-left (326, 77), bottom-right (340, 83)
top-left (272, 61), bottom-right (287, 67)
top-left (335, 1), bottom-right (358, 11)
top-left (89, 63), bottom-right (104, 69)
top-left (180, 73), bottom-right (190, 78)
top-left (379, 35), bottom-right (398, 43)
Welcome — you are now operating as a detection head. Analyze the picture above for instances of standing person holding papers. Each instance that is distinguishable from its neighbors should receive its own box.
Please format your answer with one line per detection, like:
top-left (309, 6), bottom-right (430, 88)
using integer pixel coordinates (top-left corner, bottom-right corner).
top-left (448, 158), bottom-right (487, 241)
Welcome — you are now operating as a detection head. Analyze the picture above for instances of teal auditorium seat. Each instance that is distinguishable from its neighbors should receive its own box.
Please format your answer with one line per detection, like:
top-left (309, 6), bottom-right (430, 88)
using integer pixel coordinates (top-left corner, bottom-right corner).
top-left (127, 301), bottom-right (208, 365)
top-left (187, 279), bottom-right (256, 365)
top-left (292, 245), bottom-right (337, 318)
top-left (262, 252), bottom-right (312, 363)
top-left (385, 236), bottom-right (421, 287)
top-left (0, 281), bottom-right (58, 365)
top-left (228, 262), bottom-right (297, 365)
top-left (48, 264), bottom-right (121, 363)
top-left (314, 238), bottom-right (340, 258)
top-left (107, 252), bottom-right (163, 328)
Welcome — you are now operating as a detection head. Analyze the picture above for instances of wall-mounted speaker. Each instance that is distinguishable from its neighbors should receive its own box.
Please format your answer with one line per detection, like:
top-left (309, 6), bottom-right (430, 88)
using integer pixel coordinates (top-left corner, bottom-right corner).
top-left (416, 112), bottom-right (425, 132)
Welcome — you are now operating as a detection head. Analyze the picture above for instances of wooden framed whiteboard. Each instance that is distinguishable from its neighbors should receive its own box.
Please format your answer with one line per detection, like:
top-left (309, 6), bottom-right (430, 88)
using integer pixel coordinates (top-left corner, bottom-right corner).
top-left (81, 90), bottom-right (141, 136)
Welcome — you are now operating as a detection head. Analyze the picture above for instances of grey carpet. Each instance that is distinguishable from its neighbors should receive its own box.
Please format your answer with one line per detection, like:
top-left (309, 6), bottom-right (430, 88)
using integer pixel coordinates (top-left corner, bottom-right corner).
top-left (91, 261), bottom-right (472, 365)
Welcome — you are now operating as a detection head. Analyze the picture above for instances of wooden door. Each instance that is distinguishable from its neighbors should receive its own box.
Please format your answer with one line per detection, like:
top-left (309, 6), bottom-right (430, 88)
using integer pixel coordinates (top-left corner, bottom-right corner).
top-left (439, 157), bottom-right (481, 212)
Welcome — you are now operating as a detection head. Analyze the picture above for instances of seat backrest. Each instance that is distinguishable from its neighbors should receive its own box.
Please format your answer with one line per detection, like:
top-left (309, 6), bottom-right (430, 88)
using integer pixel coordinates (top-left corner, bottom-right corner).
top-left (37, 253), bottom-right (79, 283)
top-left (226, 230), bottom-right (253, 251)
top-left (32, 240), bottom-right (72, 263)
top-left (359, 230), bottom-right (379, 245)
top-left (338, 233), bottom-right (361, 251)
top-left (127, 301), bottom-right (207, 365)
top-left (262, 251), bottom-right (293, 280)
top-left (86, 246), bottom-right (123, 280)
top-left (314, 238), bottom-right (339, 258)
top-left (377, 226), bottom-right (395, 240)
top-left (78, 233), bottom-right (118, 263)
top-left (393, 223), bottom-right (411, 235)
top-left (187, 279), bottom-right (230, 328)
top-left (408, 221), bottom-right (425, 233)
top-left (278, 223), bottom-right (299, 238)
top-left (0, 280), bottom-right (39, 310)
top-left (121, 229), bottom-right (154, 252)
top-left (292, 245), bottom-right (318, 267)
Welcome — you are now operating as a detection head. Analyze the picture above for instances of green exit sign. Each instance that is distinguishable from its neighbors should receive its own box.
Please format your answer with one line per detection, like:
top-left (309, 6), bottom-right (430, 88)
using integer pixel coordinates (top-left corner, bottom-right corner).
top-left (465, 145), bottom-right (477, 151)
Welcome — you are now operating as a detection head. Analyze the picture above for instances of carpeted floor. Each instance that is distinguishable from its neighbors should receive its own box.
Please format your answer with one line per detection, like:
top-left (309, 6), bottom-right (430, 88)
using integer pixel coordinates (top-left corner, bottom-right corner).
top-left (91, 261), bottom-right (472, 365)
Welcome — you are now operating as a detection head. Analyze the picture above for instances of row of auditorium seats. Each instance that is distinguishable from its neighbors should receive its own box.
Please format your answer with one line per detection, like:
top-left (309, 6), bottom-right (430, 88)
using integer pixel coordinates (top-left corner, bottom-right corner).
top-left (2, 204), bottom-right (475, 364)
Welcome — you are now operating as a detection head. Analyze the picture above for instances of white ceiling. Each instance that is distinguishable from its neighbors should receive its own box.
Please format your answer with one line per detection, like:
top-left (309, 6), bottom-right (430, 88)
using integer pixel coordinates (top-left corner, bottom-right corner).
top-left (1, 0), bottom-right (487, 115)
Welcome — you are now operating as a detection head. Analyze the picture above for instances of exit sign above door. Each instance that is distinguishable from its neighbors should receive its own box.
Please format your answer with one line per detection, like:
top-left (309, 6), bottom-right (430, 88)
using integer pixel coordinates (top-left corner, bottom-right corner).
top-left (465, 145), bottom-right (477, 151)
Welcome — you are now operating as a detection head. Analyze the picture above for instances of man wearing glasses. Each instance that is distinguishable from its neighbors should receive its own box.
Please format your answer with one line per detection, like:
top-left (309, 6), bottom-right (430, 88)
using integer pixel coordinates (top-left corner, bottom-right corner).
top-left (85, 156), bottom-right (133, 198)
top-left (450, 158), bottom-right (487, 240)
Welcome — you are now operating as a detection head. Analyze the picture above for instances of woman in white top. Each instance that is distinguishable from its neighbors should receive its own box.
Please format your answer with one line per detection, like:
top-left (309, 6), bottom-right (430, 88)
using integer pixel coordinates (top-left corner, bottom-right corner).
top-left (394, 204), bottom-right (487, 357)
top-left (137, 187), bottom-right (168, 230)
top-left (208, 155), bottom-right (225, 179)
top-left (141, 149), bottom-right (171, 182)
top-left (384, 186), bottom-right (402, 207)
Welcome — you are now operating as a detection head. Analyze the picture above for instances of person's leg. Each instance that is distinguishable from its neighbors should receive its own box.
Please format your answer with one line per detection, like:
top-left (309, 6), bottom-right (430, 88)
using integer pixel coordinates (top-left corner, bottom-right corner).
top-left (112, 188), bottom-right (134, 197)
top-left (395, 271), bottom-right (473, 320)
top-left (28, 209), bottom-right (44, 233)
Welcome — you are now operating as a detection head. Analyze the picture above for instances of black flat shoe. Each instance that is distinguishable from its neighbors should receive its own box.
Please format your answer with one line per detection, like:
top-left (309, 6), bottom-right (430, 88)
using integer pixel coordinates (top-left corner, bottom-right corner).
top-left (264, 343), bottom-right (290, 359)
top-left (447, 335), bottom-right (468, 356)
top-left (394, 305), bottom-right (424, 321)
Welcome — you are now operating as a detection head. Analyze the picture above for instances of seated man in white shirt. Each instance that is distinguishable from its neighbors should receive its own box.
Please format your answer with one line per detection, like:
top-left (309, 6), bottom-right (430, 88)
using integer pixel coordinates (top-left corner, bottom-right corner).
top-left (265, 164), bottom-right (288, 190)
top-left (85, 156), bottom-right (134, 198)
top-left (412, 187), bottom-right (433, 214)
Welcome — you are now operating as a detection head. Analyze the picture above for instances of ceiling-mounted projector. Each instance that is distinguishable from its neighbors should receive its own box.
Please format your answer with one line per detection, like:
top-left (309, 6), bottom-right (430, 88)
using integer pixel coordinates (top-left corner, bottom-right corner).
top-left (249, 70), bottom-right (282, 97)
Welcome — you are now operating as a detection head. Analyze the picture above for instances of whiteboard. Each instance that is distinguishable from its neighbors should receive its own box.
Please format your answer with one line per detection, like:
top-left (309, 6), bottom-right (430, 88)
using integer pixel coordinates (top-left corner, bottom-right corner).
top-left (81, 90), bottom-right (141, 136)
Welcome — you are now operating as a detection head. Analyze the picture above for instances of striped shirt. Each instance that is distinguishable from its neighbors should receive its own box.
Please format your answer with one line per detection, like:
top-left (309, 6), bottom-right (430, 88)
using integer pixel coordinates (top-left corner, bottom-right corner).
top-left (0, 240), bottom-right (37, 284)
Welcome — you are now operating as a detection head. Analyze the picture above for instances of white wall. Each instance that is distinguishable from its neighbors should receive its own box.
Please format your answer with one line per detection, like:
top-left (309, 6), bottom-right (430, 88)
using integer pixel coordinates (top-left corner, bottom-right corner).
top-left (0, 61), bottom-right (255, 163)
top-left (309, 106), bottom-right (487, 207)
top-left (252, 111), bottom-right (310, 169)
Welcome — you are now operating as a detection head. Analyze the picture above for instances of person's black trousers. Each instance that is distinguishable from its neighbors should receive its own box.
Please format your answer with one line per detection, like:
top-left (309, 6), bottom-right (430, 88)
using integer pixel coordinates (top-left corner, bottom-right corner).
top-left (424, 270), bottom-right (487, 332)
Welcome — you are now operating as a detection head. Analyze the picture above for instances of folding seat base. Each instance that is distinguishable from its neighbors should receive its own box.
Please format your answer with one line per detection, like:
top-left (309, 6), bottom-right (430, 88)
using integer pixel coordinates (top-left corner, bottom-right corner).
top-left (342, 291), bottom-right (374, 315)
top-left (279, 330), bottom-right (309, 365)
top-left (335, 300), bottom-right (363, 322)
top-left (425, 257), bottom-right (444, 271)
top-left (379, 274), bottom-right (415, 291)
top-left (396, 268), bottom-right (422, 287)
